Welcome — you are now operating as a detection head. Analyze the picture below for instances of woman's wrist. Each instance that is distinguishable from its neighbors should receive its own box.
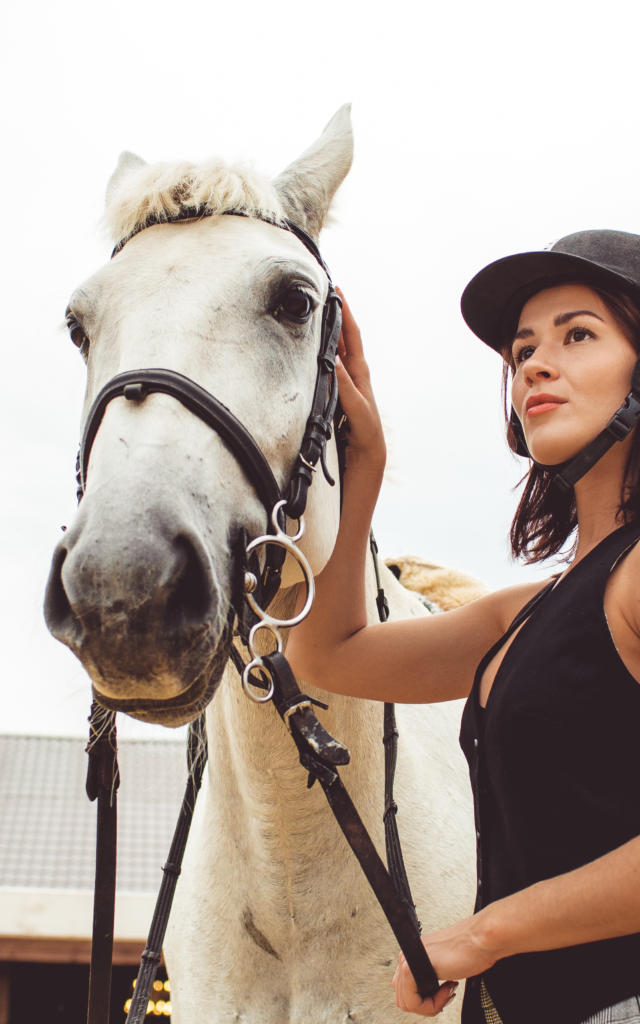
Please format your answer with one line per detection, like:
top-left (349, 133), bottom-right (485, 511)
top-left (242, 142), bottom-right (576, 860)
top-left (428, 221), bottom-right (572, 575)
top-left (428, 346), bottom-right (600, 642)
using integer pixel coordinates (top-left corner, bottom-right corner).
top-left (343, 436), bottom-right (386, 481)
top-left (340, 467), bottom-right (385, 528)
top-left (471, 884), bottom-right (553, 962)
top-left (468, 901), bottom-right (516, 965)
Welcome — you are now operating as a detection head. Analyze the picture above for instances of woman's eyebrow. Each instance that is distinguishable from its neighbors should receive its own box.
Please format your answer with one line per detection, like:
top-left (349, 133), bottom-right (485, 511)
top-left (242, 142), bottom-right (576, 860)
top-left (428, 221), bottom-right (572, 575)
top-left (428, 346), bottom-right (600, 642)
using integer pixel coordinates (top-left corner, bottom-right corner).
top-left (553, 309), bottom-right (604, 326)
top-left (514, 309), bottom-right (605, 342)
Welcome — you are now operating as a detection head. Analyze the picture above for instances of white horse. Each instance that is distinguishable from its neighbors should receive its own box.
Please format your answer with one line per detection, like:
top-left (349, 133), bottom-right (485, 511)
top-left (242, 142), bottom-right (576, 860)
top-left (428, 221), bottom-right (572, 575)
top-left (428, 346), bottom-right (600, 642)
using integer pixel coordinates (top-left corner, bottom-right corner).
top-left (45, 107), bottom-right (475, 1023)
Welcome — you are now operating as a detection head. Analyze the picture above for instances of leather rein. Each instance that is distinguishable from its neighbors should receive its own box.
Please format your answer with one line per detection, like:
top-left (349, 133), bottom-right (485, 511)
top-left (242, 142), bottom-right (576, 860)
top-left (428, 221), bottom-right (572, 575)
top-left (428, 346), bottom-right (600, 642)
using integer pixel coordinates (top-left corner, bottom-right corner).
top-left (80, 211), bottom-right (440, 1024)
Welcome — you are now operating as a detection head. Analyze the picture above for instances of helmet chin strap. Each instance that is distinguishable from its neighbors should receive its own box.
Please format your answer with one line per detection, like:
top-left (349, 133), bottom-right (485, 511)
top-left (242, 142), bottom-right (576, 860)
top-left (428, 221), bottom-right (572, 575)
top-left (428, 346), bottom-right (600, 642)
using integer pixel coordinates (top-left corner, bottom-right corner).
top-left (512, 358), bottom-right (640, 492)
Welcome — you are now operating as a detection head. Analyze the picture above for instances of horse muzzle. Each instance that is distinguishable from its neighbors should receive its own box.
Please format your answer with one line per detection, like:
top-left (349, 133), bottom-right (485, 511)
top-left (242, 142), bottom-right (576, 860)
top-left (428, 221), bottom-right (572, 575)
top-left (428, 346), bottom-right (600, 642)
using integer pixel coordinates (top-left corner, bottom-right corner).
top-left (44, 512), bottom-right (236, 725)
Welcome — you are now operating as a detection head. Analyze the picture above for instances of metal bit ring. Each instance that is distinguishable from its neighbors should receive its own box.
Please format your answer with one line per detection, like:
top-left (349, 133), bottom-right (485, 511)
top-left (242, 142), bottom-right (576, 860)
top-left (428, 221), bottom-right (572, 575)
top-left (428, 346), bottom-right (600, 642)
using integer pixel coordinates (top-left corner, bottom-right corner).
top-left (242, 659), bottom-right (275, 704)
top-left (245, 536), bottom-right (315, 629)
top-left (248, 621), bottom-right (283, 657)
top-left (271, 498), bottom-right (305, 543)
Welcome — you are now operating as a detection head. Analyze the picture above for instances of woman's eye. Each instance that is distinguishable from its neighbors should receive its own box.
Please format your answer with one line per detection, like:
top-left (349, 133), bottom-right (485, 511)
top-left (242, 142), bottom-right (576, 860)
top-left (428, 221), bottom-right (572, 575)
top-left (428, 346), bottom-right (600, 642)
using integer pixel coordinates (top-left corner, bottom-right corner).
top-left (567, 326), bottom-right (592, 343)
top-left (66, 313), bottom-right (90, 359)
top-left (514, 344), bottom-right (535, 365)
top-left (273, 288), bottom-right (314, 324)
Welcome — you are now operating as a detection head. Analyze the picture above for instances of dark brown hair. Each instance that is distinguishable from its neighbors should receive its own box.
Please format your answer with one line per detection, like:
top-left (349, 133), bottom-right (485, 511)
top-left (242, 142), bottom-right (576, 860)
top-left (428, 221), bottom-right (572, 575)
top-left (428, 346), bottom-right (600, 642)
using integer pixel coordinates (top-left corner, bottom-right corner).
top-left (503, 284), bottom-right (640, 563)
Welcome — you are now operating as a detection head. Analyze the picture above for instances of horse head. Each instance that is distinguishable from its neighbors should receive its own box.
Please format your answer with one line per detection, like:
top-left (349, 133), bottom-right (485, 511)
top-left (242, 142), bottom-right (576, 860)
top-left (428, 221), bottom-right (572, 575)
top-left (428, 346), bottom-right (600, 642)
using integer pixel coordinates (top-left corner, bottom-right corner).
top-left (44, 107), bottom-right (353, 726)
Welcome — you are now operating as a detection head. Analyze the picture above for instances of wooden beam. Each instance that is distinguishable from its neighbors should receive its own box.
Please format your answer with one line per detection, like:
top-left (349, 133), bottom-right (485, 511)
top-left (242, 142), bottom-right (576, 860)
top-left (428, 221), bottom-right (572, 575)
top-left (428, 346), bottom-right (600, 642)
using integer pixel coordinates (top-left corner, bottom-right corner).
top-left (0, 936), bottom-right (156, 965)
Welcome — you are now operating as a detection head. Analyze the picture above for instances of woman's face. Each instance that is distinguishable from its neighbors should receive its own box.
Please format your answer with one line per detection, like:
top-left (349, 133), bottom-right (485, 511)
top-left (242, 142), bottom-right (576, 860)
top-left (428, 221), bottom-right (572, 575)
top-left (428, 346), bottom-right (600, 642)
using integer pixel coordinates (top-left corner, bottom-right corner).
top-left (510, 283), bottom-right (638, 466)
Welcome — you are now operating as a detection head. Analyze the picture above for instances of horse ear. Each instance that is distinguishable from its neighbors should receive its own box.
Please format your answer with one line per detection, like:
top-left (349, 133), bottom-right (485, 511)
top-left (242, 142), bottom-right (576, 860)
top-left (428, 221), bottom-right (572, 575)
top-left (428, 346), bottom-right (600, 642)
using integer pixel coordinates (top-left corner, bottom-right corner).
top-left (273, 104), bottom-right (353, 238)
top-left (105, 151), bottom-right (148, 210)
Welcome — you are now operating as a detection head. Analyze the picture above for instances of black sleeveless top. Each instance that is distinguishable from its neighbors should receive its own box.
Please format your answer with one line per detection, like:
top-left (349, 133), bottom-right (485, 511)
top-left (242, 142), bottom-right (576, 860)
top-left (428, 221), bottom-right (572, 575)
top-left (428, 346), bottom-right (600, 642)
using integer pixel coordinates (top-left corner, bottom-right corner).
top-left (459, 522), bottom-right (640, 1024)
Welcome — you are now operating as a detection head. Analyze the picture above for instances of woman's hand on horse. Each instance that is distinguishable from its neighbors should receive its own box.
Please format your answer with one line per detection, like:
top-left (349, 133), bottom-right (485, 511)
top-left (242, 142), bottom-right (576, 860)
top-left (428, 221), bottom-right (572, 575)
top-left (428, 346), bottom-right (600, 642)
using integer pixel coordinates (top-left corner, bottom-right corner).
top-left (392, 913), bottom-right (499, 1016)
top-left (335, 289), bottom-right (386, 478)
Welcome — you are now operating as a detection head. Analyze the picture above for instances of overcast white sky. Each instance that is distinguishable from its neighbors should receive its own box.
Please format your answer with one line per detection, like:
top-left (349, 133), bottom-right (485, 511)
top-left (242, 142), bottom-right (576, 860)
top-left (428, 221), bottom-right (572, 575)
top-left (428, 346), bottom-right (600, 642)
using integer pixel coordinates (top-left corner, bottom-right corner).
top-left (3, 0), bottom-right (640, 738)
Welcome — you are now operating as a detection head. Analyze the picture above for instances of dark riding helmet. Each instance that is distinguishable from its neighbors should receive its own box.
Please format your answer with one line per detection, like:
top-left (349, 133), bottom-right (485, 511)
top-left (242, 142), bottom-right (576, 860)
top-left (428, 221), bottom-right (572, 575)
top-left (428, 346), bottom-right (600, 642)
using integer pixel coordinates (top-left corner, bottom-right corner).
top-left (460, 229), bottom-right (640, 491)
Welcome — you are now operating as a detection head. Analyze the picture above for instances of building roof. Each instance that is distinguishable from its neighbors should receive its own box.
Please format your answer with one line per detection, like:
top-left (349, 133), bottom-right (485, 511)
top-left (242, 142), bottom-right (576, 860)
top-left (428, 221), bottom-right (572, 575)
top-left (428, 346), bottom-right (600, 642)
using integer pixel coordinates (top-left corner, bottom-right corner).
top-left (0, 734), bottom-right (187, 894)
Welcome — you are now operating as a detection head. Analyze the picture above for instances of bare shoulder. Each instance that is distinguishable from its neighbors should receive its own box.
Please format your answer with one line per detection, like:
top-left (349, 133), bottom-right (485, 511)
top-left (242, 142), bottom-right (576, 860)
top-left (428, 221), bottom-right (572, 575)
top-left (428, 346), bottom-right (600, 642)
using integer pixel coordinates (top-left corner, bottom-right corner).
top-left (608, 536), bottom-right (640, 637)
top-left (473, 576), bottom-right (557, 635)
top-left (422, 575), bottom-right (555, 658)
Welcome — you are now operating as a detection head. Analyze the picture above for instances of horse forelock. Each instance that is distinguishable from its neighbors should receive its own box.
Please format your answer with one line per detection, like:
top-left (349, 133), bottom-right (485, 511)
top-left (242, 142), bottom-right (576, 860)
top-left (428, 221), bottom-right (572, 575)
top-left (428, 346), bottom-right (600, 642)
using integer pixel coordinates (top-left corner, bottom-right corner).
top-left (104, 158), bottom-right (287, 247)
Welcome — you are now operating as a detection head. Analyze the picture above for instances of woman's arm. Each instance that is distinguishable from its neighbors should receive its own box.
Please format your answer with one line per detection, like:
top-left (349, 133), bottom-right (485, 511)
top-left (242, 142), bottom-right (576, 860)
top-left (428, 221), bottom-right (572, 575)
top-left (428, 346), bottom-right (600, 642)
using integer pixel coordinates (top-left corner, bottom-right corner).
top-left (286, 290), bottom-right (387, 669)
top-left (393, 834), bottom-right (640, 1016)
top-left (286, 294), bottom-right (545, 704)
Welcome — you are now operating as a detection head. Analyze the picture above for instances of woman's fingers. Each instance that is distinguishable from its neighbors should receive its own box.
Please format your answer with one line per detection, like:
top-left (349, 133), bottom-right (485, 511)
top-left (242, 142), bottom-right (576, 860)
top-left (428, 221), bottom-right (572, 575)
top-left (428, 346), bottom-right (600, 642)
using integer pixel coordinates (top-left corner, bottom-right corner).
top-left (334, 290), bottom-right (373, 397)
top-left (334, 357), bottom-right (380, 448)
top-left (336, 288), bottom-right (366, 369)
top-left (392, 956), bottom-right (458, 1017)
top-left (335, 356), bottom-right (364, 408)
top-left (332, 290), bottom-right (386, 475)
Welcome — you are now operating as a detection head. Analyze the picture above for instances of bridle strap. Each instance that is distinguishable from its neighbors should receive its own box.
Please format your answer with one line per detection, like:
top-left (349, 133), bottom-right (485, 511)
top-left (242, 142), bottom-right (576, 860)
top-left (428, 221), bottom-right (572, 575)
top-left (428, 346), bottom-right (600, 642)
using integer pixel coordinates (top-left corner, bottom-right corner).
top-left (369, 532), bottom-right (422, 934)
top-left (78, 367), bottom-right (288, 609)
top-left (225, 532), bottom-right (436, 997)
top-left (279, 219), bottom-right (342, 518)
top-left (124, 715), bottom-right (207, 1024)
top-left (286, 289), bottom-right (342, 518)
top-left (78, 368), bottom-right (281, 514)
top-left (86, 705), bottom-right (119, 1024)
top-left (259, 649), bottom-right (439, 998)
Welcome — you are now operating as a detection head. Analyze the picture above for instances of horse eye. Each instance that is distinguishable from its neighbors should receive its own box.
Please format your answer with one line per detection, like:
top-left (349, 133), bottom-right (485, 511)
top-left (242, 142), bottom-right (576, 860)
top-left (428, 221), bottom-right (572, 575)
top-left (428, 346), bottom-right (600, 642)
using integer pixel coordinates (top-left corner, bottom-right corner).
top-left (274, 288), bottom-right (314, 323)
top-left (66, 313), bottom-right (90, 359)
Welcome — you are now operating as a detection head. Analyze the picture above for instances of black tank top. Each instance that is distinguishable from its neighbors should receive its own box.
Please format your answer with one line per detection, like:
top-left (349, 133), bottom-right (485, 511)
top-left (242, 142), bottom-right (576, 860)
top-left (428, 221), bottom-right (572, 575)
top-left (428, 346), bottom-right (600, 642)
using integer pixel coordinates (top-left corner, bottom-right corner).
top-left (459, 521), bottom-right (640, 1024)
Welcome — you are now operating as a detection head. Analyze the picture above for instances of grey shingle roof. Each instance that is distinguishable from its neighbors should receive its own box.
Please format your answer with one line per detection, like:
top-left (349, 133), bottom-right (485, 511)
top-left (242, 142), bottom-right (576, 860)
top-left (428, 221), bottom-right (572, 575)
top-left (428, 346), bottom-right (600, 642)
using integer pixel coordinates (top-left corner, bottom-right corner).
top-left (0, 734), bottom-right (187, 893)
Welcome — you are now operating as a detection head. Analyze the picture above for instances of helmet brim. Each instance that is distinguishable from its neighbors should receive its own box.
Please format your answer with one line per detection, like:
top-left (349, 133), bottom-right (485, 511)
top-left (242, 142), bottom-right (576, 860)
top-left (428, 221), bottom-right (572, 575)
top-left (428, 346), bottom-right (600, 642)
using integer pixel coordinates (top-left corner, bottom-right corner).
top-left (461, 249), bottom-right (640, 355)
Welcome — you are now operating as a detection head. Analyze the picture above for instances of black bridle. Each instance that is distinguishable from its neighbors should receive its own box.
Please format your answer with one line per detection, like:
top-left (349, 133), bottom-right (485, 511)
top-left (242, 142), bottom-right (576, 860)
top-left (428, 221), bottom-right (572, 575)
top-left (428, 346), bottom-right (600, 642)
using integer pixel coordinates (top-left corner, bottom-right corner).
top-left (80, 209), bottom-right (440, 1024)
top-left (79, 215), bottom-right (342, 609)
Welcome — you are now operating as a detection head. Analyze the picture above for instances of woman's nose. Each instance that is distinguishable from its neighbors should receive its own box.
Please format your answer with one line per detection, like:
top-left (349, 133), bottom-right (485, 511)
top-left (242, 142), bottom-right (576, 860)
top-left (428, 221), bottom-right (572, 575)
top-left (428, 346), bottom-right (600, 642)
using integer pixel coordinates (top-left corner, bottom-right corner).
top-left (524, 350), bottom-right (558, 385)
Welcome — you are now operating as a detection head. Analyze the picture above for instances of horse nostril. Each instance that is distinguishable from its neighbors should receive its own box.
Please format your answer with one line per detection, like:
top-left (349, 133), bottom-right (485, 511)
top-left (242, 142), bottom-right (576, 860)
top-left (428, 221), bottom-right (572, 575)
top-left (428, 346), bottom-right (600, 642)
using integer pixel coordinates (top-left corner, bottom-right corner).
top-left (166, 535), bottom-right (213, 630)
top-left (44, 544), bottom-right (79, 641)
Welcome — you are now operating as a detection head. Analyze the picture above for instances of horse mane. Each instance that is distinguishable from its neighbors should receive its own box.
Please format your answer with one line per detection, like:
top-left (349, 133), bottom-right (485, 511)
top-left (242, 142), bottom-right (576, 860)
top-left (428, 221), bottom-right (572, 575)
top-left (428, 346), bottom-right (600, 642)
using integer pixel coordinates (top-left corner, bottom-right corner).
top-left (105, 157), bottom-right (287, 245)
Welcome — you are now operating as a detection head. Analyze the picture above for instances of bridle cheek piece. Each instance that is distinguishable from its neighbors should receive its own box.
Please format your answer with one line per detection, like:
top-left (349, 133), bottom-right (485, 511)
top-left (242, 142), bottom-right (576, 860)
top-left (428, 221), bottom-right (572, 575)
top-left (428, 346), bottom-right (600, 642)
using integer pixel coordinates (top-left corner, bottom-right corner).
top-left (80, 210), bottom-right (439, 1024)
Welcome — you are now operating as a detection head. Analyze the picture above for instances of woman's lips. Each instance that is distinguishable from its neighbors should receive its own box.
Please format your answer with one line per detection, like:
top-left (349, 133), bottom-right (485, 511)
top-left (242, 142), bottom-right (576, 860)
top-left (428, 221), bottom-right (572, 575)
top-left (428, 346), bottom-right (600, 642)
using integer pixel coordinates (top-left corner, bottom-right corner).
top-left (527, 401), bottom-right (564, 417)
top-left (525, 394), bottom-right (567, 418)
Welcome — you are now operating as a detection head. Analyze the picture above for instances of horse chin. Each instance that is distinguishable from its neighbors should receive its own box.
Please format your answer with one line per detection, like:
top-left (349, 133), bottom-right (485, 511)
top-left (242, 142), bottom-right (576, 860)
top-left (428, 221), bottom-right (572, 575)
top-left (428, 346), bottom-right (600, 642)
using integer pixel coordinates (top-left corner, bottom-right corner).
top-left (89, 607), bottom-right (236, 728)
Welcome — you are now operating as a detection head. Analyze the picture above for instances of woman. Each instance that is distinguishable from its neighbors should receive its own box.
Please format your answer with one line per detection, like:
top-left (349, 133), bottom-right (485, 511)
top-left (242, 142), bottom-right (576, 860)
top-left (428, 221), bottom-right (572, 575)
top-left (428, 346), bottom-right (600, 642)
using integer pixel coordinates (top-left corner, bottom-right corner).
top-left (286, 229), bottom-right (640, 1024)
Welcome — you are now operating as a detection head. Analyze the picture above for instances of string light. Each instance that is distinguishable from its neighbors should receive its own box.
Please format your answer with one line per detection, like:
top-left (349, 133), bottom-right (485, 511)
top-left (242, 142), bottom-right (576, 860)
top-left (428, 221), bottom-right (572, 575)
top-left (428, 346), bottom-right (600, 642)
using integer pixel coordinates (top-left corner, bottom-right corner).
top-left (124, 974), bottom-right (173, 1018)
